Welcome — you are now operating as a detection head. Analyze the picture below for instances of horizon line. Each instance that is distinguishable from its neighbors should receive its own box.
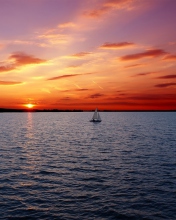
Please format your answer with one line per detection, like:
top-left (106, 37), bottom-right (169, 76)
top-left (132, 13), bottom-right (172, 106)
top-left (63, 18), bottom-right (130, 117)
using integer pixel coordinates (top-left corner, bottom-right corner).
top-left (0, 108), bottom-right (176, 112)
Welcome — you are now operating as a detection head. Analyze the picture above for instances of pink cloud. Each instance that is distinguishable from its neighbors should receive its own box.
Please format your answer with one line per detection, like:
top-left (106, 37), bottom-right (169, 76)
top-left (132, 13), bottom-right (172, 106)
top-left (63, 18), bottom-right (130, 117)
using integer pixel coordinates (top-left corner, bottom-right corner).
top-left (71, 52), bottom-right (92, 57)
top-left (10, 52), bottom-right (46, 65)
top-left (120, 49), bottom-right (167, 61)
top-left (84, 0), bottom-right (135, 18)
top-left (104, 0), bottom-right (134, 9)
top-left (0, 52), bottom-right (46, 73)
top-left (58, 22), bottom-right (76, 28)
top-left (100, 42), bottom-right (135, 49)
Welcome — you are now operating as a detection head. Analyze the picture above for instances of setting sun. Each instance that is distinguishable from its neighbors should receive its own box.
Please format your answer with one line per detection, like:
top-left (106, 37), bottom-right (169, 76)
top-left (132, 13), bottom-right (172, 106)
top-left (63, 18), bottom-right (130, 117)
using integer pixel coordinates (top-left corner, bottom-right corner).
top-left (25, 104), bottom-right (35, 109)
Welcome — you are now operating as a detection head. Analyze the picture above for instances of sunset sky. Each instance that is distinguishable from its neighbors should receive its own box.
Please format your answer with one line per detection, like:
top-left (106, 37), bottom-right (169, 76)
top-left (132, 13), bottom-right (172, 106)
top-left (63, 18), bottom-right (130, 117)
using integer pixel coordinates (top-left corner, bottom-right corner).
top-left (0, 0), bottom-right (176, 110)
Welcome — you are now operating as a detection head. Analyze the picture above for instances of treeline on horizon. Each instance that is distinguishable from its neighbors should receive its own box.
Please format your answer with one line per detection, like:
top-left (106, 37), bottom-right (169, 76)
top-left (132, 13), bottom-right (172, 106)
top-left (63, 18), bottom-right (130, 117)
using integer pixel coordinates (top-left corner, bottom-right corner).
top-left (0, 108), bottom-right (175, 112)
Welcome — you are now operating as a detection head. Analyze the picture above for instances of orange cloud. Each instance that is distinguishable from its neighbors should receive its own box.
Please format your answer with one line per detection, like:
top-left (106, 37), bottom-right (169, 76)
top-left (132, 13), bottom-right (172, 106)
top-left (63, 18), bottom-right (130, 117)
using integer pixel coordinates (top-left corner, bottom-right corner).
top-left (0, 80), bottom-right (23, 85)
top-left (48, 74), bottom-right (80, 80)
top-left (64, 88), bottom-right (90, 92)
top-left (128, 93), bottom-right (176, 101)
top-left (84, 0), bottom-right (135, 18)
top-left (75, 88), bottom-right (89, 91)
top-left (104, 0), bottom-right (133, 8)
top-left (0, 66), bottom-right (15, 72)
top-left (71, 52), bottom-right (92, 57)
top-left (157, 75), bottom-right (176, 79)
top-left (124, 63), bottom-right (143, 68)
top-left (163, 54), bottom-right (176, 61)
top-left (100, 42), bottom-right (135, 49)
top-left (10, 52), bottom-right (45, 65)
top-left (84, 7), bottom-right (109, 18)
top-left (67, 65), bottom-right (81, 68)
top-left (88, 93), bottom-right (104, 99)
top-left (155, 83), bottom-right (176, 88)
top-left (0, 52), bottom-right (46, 72)
top-left (132, 71), bottom-right (158, 77)
top-left (48, 72), bottom-right (94, 81)
top-left (120, 49), bottom-right (167, 61)
top-left (38, 33), bottom-right (69, 45)
top-left (58, 22), bottom-right (76, 28)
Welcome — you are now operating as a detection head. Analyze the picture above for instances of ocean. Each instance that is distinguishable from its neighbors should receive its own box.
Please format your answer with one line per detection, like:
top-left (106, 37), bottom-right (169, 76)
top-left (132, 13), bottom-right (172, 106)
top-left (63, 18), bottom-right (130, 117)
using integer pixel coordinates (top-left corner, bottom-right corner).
top-left (0, 112), bottom-right (176, 219)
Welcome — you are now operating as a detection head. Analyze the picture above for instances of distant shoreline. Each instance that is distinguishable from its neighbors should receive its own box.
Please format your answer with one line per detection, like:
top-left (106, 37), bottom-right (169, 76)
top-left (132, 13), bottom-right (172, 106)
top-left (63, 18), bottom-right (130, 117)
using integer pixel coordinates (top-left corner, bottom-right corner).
top-left (0, 108), bottom-right (176, 112)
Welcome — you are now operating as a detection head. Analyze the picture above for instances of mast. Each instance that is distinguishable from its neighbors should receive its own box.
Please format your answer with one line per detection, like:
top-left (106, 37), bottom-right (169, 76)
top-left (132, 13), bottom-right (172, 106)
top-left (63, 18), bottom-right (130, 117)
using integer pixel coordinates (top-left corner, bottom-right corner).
top-left (93, 108), bottom-right (98, 119)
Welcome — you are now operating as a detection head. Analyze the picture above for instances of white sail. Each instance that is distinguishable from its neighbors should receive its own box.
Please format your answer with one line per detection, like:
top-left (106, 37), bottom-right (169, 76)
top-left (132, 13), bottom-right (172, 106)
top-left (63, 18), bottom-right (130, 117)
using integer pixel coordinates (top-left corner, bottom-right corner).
top-left (97, 112), bottom-right (101, 121)
top-left (90, 108), bottom-right (101, 122)
top-left (92, 108), bottom-right (98, 120)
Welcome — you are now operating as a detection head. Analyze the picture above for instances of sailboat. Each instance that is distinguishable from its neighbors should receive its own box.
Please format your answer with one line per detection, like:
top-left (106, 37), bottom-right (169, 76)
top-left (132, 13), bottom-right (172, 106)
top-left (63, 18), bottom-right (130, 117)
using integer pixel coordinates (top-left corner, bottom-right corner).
top-left (90, 108), bottom-right (102, 122)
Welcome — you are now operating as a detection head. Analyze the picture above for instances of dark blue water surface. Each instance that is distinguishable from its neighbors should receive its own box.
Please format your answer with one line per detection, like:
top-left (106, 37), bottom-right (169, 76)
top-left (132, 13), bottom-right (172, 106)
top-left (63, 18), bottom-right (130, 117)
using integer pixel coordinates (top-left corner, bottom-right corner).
top-left (0, 112), bottom-right (176, 220)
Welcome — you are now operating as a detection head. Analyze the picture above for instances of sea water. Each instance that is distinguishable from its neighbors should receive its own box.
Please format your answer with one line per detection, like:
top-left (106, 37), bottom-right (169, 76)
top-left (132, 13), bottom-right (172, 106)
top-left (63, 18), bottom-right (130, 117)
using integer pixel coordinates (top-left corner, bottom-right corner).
top-left (0, 112), bottom-right (176, 219)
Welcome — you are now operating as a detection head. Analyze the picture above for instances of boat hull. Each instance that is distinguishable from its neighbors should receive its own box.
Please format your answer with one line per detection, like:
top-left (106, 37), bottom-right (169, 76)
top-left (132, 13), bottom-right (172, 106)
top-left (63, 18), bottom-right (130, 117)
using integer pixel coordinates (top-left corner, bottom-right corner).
top-left (90, 119), bottom-right (101, 122)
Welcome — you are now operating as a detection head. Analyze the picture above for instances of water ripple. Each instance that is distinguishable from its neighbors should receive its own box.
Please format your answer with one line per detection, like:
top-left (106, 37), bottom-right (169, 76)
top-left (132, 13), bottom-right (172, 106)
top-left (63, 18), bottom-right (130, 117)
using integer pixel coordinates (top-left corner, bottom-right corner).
top-left (0, 112), bottom-right (176, 219)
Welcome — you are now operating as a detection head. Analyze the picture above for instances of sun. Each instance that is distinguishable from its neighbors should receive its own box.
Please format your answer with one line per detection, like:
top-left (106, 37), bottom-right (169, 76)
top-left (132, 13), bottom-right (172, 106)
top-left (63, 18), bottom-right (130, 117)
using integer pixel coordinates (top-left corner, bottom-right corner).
top-left (25, 103), bottom-right (35, 109)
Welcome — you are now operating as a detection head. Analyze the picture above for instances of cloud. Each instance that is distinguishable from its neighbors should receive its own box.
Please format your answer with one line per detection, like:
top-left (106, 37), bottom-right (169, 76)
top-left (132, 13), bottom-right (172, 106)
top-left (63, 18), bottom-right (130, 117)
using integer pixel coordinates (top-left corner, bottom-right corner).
top-left (124, 63), bottom-right (143, 68)
top-left (41, 88), bottom-right (51, 94)
top-left (75, 88), bottom-right (89, 91)
top-left (67, 64), bottom-right (82, 68)
top-left (133, 72), bottom-right (150, 77)
top-left (84, 0), bottom-right (135, 18)
top-left (10, 40), bottom-right (46, 47)
top-left (58, 22), bottom-right (76, 29)
top-left (108, 93), bottom-right (176, 104)
top-left (127, 93), bottom-right (176, 101)
top-left (120, 49), bottom-right (167, 61)
top-left (155, 83), bottom-right (176, 88)
top-left (0, 52), bottom-right (46, 72)
top-left (157, 75), bottom-right (176, 79)
top-left (0, 80), bottom-right (23, 85)
top-left (88, 93), bottom-right (104, 99)
top-left (106, 93), bottom-right (176, 104)
top-left (47, 72), bottom-right (94, 81)
top-left (104, 0), bottom-right (135, 9)
top-left (132, 71), bottom-right (158, 77)
top-left (48, 74), bottom-right (80, 81)
top-left (128, 94), bottom-right (163, 101)
top-left (84, 7), bottom-right (109, 18)
top-left (0, 65), bottom-right (15, 72)
top-left (163, 54), bottom-right (176, 61)
top-left (38, 33), bottom-right (69, 45)
top-left (71, 52), bottom-right (92, 58)
top-left (10, 52), bottom-right (45, 65)
top-left (54, 87), bottom-right (89, 93)
top-left (100, 42), bottom-right (135, 49)
top-left (60, 97), bottom-right (72, 101)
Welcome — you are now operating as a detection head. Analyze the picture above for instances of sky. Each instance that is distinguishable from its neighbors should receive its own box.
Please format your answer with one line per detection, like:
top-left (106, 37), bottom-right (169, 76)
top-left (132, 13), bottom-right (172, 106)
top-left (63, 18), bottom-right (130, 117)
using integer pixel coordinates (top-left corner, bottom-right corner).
top-left (0, 0), bottom-right (176, 110)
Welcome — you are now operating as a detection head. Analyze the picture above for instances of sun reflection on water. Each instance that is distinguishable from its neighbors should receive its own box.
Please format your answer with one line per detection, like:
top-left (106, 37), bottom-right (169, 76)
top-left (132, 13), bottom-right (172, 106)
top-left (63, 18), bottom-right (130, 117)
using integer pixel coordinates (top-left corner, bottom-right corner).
top-left (27, 112), bottom-right (33, 139)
